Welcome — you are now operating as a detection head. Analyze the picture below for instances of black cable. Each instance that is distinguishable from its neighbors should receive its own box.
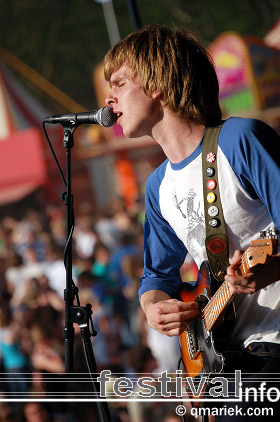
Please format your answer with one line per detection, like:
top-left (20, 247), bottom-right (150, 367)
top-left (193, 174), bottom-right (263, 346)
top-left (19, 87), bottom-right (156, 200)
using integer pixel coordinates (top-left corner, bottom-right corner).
top-left (177, 357), bottom-right (187, 422)
top-left (43, 122), bottom-right (78, 302)
top-left (42, 122), bottom-right (67, 187)
top-left (42, 122), bottom-right (110, 421)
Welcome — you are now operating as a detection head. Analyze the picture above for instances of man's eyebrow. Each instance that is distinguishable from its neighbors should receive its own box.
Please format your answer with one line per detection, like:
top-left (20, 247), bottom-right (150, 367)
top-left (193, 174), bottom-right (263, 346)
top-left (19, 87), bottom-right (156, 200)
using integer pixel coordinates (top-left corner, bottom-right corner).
top-left (110, 77), bottom-right (120, 86)
top-left (110, 75), bottom-right (126, 87)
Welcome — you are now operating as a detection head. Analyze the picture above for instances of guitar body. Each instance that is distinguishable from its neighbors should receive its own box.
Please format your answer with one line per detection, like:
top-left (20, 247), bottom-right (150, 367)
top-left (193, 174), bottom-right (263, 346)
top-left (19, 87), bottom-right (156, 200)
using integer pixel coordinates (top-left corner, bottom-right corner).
top-left (178, 231), bottom-right (277, 407)
top-left (178, 231), bottom-right (278, 382)
top-left (179, 261), bottom-right (225, 378)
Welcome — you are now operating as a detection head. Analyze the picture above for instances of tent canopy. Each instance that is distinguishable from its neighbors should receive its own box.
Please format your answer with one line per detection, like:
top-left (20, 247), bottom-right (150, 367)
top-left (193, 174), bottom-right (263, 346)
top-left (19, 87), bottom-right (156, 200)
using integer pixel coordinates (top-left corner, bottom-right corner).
top-left (0, 64), bottom-right (49, 205)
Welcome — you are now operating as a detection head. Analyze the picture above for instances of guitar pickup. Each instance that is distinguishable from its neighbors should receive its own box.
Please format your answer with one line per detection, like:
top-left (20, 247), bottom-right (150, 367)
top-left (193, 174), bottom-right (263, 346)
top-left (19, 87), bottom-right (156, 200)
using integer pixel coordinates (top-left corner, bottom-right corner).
top-left (186, 322), bottom-right (201, 360)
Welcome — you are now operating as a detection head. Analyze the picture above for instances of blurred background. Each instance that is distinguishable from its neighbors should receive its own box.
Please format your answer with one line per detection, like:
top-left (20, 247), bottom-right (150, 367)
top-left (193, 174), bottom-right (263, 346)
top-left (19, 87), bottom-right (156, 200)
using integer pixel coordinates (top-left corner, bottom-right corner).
top-left (0, 1), bottom-right (280, 421)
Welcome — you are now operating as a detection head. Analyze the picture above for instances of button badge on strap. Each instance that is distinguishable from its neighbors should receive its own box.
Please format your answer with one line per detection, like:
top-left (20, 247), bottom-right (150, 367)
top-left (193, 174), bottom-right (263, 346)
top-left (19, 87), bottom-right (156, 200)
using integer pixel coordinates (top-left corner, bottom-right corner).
top-left (207, 192), bottom-right (216, 203)
top-left (206, 152), bottom-right (216, 163)
top-left (208, 205), bottom-right (219, 217)
top-left (206, 167), bottom-right (215, 177)
top-left (209, 218), bottom-right (220, 227)
top-left (207, 179), bottom-right (216, 190)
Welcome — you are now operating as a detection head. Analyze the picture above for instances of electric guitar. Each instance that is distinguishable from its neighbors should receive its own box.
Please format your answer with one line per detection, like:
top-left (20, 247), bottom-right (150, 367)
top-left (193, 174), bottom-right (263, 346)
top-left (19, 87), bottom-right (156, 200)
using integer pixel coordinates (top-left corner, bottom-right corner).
top-left (179, 230), bottom-right (278, 381)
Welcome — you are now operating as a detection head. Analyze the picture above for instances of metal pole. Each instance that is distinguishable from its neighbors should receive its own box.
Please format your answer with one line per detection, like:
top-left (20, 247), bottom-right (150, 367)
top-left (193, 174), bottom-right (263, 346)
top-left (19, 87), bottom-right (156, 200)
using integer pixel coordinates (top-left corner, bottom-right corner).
top-left (126, 0), bottom-right (142, 29)
top-left (95, 0), bottom-right (121, 46)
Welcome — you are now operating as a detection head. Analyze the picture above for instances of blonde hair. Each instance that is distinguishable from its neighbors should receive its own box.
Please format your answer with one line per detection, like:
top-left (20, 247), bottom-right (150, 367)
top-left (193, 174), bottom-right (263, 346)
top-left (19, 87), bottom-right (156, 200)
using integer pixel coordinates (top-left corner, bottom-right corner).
top-left (104, 25), bottom-right (221, 126)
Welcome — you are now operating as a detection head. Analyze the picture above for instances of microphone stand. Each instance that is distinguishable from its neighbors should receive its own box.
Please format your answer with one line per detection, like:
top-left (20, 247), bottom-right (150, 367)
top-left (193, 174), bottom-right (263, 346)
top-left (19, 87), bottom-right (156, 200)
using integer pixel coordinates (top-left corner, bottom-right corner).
top-left (60, 123), bottom-right (111, 422)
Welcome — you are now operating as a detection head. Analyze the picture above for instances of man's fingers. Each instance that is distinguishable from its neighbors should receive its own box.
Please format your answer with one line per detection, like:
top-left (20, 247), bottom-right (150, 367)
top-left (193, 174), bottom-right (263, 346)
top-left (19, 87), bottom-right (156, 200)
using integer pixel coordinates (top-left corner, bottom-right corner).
top-left (161, 326), bottom-right (188, 337)
top-left (155, 308), bottom-right (200, 326)
top-left (227, 249), bottom-right (244, 274)
top-left (154, 319), bottom-right (192, 336)
top-left (229, 249), bottom-right (243, 265)
top-left (146, 298), bottom-right (200, 336)
top-left (155, 299), bottom-right (199, 315)
top-left (226, 272), bottom-right (257, 294)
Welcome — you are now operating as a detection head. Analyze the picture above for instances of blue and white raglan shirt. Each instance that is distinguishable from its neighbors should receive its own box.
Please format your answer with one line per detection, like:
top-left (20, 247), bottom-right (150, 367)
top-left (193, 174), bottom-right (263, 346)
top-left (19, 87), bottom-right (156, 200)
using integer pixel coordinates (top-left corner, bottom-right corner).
top-left (139, 117), bottom-right (280, 349)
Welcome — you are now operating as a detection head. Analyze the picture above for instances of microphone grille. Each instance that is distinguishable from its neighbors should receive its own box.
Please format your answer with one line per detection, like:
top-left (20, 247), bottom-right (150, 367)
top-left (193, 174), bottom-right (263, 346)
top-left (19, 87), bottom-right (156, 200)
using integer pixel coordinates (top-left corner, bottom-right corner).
top-left (97, 107), bottom-right (117, 127)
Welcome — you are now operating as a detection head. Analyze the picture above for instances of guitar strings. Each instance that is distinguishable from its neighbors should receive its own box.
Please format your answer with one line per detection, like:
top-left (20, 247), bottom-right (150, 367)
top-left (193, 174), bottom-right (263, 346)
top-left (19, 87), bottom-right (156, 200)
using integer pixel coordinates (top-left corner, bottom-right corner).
top-left (201, 241), bottom-right (272, 331)
top-left (202, 282), bottom-right (232, 331)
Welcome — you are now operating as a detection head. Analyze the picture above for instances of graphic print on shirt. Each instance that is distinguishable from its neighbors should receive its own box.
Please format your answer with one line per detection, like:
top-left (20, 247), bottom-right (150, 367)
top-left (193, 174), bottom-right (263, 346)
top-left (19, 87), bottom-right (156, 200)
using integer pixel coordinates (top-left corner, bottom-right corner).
top-left (142, 118), bottom-right (280, 350)
top-left (172, 188), bottom-right (187, 218)
top-left (173, 187), bottom-right (205, 262)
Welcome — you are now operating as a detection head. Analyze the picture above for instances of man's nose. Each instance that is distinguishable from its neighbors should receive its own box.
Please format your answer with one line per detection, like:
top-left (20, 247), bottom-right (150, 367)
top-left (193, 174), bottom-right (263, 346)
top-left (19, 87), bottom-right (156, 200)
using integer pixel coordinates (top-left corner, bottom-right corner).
top-left (105, 91), bottom-right (117, 106)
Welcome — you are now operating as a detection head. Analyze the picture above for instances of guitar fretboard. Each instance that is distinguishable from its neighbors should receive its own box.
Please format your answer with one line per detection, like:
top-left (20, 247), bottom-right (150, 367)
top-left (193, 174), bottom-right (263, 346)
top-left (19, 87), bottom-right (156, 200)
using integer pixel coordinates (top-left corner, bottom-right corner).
top-left (203, 281), bottom-right (233, 332)
top-left (202, 234), bottom-right (276, 332)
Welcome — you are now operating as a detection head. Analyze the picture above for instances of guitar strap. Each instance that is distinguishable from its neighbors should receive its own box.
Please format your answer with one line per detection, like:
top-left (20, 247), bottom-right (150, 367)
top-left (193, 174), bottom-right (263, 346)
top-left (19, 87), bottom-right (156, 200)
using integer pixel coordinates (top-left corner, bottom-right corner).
top-left (202, 121), bottom-right (229, 283)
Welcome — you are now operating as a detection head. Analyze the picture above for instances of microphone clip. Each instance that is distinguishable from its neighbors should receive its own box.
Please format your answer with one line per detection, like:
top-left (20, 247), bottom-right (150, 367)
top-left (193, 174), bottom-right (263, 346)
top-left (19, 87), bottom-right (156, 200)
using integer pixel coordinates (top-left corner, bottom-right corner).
top-left (63, 127), bottom-right (75, 148)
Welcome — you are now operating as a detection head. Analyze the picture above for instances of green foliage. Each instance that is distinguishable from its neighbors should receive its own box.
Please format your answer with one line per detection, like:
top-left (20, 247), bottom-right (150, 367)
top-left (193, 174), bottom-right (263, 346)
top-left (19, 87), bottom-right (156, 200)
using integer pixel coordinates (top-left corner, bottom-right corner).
top-left (1, 0), bottom-right (279, 111)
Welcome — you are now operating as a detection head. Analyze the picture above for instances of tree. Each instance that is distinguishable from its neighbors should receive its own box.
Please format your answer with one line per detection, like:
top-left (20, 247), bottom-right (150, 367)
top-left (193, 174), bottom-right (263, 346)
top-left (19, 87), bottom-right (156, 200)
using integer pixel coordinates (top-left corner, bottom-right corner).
top-left (1, 0), bottom-right (279, 111)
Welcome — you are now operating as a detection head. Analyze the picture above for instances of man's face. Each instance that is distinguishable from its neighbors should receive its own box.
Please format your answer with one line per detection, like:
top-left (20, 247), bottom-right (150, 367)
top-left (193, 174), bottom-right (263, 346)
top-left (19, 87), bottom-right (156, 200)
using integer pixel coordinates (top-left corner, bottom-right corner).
top-left (105, 64), bottom-right (162, 138)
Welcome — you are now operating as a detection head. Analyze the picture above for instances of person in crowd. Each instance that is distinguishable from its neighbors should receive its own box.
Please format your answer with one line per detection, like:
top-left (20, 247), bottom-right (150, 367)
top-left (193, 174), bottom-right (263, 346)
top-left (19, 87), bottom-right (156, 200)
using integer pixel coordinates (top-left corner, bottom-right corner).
top-left (74, 214), bottom-right (98, 259)
top-left (0, 196), bottom-right (167, 418)
top-left (103, 24), bottom-right (280, 420)
top-left (126, 345), bottom-right (158, 422)
top-left (0, 302), bottom-right (30, 399)
top-left (19, 402), bottom-right (52, 422)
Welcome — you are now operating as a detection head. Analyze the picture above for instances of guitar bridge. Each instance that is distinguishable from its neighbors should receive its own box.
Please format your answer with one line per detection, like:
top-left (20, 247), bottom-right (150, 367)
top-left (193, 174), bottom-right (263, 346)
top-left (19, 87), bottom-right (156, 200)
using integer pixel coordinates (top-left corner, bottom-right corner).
top-left (186, 322), bottom-right (200, 360)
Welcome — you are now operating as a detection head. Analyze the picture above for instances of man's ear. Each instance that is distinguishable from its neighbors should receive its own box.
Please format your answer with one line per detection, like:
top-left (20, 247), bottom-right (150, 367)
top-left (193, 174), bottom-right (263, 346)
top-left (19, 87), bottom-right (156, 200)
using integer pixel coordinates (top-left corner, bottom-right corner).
top-left (151, 90), bottom-right (162, 100)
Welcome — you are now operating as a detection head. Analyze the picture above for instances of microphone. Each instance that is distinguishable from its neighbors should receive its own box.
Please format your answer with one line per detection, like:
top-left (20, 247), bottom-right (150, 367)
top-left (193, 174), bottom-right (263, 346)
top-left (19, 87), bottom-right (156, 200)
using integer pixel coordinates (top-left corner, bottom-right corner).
top-left (43, 106), bottom-right (117, 127)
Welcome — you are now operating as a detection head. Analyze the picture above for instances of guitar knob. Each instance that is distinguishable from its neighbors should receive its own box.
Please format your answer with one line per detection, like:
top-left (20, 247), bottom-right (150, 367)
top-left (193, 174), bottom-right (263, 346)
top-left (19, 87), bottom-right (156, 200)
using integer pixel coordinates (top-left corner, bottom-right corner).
top-left (215, 269), bottom-right (226, 280)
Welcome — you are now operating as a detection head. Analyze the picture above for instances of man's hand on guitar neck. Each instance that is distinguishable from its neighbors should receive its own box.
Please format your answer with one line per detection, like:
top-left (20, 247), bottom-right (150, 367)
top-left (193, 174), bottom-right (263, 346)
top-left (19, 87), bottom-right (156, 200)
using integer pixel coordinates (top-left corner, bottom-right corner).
top-left (225, 250), bottom-right (280, 295)
top-left (140, 290), bottom-right (200, 336)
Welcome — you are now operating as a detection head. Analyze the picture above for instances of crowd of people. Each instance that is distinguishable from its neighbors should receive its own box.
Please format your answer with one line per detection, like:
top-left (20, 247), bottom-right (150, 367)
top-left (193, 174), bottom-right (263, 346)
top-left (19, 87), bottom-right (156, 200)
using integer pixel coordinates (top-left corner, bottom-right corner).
top-left (0, 196), bottom-right (198, 422)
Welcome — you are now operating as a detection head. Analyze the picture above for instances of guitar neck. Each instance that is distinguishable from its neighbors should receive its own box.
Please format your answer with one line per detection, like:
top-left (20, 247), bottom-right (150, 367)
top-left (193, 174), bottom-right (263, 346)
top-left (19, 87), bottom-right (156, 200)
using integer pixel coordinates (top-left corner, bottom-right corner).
top-left (203, 280), bottom-right (233, 332)
top-left (203, 232), bottom-right (278, 332)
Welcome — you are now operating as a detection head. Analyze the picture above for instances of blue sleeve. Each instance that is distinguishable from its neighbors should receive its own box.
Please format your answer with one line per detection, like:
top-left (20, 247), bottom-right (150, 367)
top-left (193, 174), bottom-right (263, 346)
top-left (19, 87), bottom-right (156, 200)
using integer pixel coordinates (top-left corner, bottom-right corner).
top-left (220, 118), bottom-right (280, 230)
top-left (139, 161), bottom-right (188, 299)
